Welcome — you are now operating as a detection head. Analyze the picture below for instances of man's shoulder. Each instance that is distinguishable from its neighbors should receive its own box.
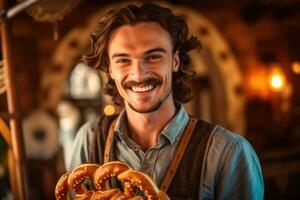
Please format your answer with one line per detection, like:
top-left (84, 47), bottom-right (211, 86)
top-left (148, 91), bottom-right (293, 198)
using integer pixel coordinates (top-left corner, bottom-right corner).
top-left (81, 119), bottom-right (99, 132)
top-left (213, 125), bottom-right (245, 145)
top-left (195, 119), bottom-right (250, 152)
top-left (74, 120), bottom-right (98, 142)
top-left (204, 122), bottom-right (257, 160)
top-left (98, 114), bottom-right (119, 128)
top-left (75, 114), bottom-right (119, 142)
top-left (196, 123), bottom-right (263, 199)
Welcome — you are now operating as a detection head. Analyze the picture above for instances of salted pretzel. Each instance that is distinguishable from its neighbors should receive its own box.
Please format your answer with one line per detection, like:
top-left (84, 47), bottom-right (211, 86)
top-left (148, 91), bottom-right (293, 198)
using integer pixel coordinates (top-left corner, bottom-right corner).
top-left (93, 161), bottom-right (131, 191)
top-left (118, 170), bottom-right (169, 200)
top-left (55, 161), bottom-right (170, 200)
top-left (68, 163), bottom-right (100, 194)
top-left (55, 173), bottom-right (71, 200)
top-left (73, 189), bottom-right (121, 200)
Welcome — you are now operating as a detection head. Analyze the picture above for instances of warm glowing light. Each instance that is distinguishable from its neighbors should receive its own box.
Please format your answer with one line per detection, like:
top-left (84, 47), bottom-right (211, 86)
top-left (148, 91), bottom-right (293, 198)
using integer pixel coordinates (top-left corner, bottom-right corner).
top-left (104, 105), bottom-right (115, 116)
top-left (292, 62), bottom-right (300, 74)
top-left (270, 75), bottom-right (283, 89)
top-left (246, 67), bottom-right (269, 99)
top-left (268, 67), bottom-right (286, 92)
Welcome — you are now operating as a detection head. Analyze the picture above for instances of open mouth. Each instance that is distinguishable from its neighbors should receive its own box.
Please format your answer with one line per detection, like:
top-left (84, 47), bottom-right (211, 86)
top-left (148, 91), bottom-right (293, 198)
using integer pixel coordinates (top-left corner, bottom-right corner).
top-left (131, 84), bottom-right (154, 92)
top-left (123, 78), bottom-right (162, 93)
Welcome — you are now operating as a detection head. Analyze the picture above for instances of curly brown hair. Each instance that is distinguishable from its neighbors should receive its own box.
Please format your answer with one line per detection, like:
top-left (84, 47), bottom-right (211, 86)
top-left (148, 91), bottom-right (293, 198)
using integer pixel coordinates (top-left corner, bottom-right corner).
top-left (82, 2), bottom-right (201, 105)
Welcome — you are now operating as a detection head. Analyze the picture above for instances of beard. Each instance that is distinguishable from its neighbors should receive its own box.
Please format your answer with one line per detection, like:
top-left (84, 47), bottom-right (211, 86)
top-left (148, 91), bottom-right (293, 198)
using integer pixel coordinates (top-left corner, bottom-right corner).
top-left (127, 84), bottom-right (172, 113)
top-left (120, 71), bottom-right (174, 113)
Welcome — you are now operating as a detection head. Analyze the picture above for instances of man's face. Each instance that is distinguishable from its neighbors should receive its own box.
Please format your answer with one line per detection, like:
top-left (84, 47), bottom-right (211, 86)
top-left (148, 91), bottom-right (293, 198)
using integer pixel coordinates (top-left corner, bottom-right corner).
top-left (108, 22), bottom-right (179, 113)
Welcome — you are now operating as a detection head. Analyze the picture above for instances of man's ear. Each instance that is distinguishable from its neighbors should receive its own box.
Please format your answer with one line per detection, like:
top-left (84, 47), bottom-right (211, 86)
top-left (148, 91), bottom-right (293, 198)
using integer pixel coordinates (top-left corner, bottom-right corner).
top-left (173, 50), bottom-right (180, 72)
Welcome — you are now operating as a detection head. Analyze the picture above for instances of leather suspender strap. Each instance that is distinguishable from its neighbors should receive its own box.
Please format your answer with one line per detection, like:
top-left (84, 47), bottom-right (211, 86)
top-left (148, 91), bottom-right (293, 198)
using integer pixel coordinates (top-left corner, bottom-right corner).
top-left (104, 118), bottom-right (117, 163)
top-left (159, 117), bottom-right (198, 192)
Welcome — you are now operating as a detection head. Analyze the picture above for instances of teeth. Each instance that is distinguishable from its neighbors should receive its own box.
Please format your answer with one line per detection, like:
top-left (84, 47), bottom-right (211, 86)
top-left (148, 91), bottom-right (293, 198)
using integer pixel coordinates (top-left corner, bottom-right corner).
top-left (131, 85), bottom-right (153, 92)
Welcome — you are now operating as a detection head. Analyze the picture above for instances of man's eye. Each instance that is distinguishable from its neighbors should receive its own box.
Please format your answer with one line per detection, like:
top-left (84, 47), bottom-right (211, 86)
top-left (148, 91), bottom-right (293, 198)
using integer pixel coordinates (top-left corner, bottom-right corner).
top-left (146, 55), bottom-right (162, 62)
top-left (116, 59), bottom-right (130, 64)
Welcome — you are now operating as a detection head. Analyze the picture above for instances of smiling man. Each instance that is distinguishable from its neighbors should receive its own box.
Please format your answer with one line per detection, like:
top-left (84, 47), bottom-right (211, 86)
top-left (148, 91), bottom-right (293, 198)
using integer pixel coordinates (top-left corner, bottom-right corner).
top-left (68, 3), bottom-right (264, 199)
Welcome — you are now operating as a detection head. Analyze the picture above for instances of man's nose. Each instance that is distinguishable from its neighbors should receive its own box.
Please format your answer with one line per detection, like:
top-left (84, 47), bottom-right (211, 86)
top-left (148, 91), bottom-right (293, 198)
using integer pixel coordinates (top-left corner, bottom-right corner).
top-left (130, 59), bottom-right (147, 80)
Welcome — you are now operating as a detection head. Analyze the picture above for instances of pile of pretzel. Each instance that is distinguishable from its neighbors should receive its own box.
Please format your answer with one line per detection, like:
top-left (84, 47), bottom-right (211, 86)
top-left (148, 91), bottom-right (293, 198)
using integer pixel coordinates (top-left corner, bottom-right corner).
top-left (55, 161), bottom-right (170, 200)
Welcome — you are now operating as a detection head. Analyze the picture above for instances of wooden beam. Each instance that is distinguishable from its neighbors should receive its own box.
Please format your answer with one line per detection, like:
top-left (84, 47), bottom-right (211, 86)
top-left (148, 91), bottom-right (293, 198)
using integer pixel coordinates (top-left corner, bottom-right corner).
top-left (0, 0), bottom-right (29, 199)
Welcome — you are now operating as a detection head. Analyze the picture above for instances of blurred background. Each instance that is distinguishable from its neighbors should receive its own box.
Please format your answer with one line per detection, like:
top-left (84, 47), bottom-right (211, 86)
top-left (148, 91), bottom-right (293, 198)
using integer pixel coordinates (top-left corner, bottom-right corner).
top-left (0, 0), bottom-right (299, 199)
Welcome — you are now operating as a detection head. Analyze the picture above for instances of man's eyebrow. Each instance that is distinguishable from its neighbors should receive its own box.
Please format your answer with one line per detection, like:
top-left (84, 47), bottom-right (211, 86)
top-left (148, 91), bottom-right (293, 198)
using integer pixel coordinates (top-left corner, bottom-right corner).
top-left (111, 48), bottom-right (166, 59)
top-left (111, 53), bottom-right (129, 59)
top-left (145, 48), bottom-right (167, 54)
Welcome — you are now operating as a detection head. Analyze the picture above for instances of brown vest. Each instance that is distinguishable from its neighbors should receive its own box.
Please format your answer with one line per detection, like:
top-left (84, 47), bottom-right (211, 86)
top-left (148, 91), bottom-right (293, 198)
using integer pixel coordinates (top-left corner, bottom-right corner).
top-left (88, 115), bottom-right (214, 200)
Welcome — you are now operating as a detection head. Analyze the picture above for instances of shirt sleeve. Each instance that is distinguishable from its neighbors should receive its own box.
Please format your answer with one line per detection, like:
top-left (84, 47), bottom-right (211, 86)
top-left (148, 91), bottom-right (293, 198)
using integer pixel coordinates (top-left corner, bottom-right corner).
top-left (66, 121), bottom-right (95, 171)
top-left (215, 137), bottom-right (264, 200)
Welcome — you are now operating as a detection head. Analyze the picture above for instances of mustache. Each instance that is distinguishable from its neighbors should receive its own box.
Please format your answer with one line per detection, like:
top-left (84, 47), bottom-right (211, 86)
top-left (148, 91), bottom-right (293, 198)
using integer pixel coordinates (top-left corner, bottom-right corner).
top-left (122, 77), bottom-right (162, 88)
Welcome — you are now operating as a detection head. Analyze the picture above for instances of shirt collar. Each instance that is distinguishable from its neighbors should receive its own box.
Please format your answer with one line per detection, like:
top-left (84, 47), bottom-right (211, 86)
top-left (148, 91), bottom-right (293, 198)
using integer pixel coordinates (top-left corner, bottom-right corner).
top-left (159, 102), bottom-right (189, 145)
top-left (114, 102), bottom-right (189, 146)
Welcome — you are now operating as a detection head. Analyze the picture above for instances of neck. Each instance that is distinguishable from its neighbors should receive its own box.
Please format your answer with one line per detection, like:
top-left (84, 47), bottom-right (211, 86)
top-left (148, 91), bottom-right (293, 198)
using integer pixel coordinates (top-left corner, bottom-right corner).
top-left (125, 95), bottom-right (177, 151)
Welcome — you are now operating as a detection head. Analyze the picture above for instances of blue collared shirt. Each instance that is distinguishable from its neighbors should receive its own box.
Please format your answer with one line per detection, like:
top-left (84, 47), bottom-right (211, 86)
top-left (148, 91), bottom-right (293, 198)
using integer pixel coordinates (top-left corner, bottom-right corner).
top-left (112, 103), bottom-right (189, 185)
top-left (68, 103), bottom-right (264, 199)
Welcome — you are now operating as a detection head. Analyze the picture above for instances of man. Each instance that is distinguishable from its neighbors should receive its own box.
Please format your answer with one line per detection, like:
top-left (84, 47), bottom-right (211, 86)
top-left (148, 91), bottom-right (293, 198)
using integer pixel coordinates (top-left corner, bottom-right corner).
top-left (68, 3), bottom-right (264, 199)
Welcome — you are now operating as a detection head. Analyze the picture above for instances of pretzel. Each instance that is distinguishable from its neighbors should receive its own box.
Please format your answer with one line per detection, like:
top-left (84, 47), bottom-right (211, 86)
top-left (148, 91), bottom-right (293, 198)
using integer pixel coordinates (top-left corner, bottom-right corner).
top-left (118, 170), bottom-right (169, 200)
top-left (68, 163), bottom-right (100, 194)
top-left (55, 173), bottom-right (71, 200)
top-left (92, 189), bottom-right (121, 199)
top-left (74, 189), bottom-right (121, 200)
top-left (93, 161), bottom-right (131, 191)
top-left (55, 161), bottom-right (170, 200)
top-left (73, 191), bottom-right (93, 200)
top-left (110, 193), bottom-right (144, 200)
